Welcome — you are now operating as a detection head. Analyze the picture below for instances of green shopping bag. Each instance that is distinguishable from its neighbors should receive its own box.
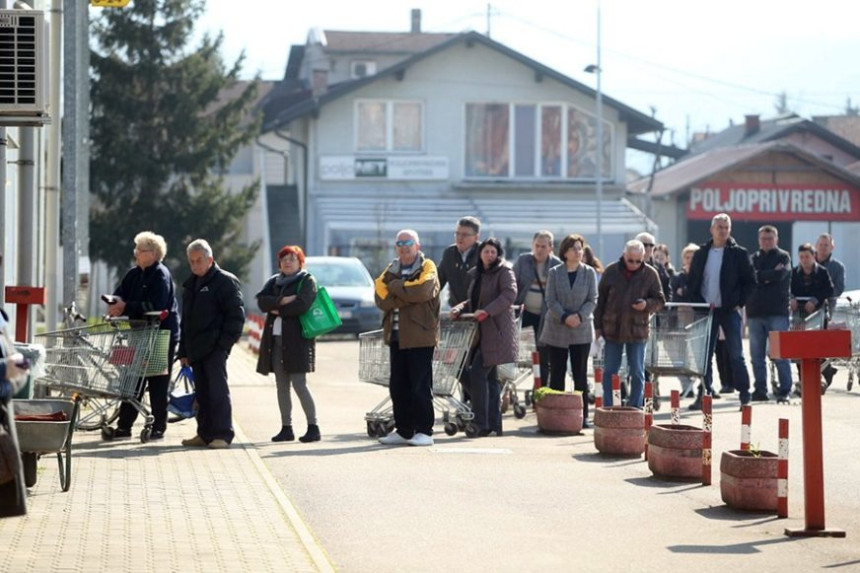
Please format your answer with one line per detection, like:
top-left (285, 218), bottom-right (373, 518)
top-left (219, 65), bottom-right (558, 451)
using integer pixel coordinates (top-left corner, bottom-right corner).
top-left (299, 286), bottom-right (342, 339)
top-left (144, 330), bottom-right (171, 376)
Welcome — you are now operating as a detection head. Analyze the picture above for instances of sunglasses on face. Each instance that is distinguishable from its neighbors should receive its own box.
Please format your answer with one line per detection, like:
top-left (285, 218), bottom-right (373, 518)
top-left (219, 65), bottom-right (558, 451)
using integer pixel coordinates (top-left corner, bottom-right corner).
top-left (625, 258), bottom-right (644, 265)
top-left (395, 239), bottom-right (416, 247)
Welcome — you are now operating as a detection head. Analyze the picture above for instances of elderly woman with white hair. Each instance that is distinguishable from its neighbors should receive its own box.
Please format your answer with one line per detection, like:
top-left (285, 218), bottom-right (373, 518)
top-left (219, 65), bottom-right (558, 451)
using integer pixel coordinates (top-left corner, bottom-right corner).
top-left (105, 231), bottom-right (180, 441)
top-left (593, 240), bottom-right (665, 408)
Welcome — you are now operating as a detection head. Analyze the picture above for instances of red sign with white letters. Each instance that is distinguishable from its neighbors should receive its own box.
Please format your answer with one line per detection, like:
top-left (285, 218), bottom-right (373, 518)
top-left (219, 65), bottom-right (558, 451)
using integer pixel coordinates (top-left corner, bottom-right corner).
top-left (686, 182), bottom-right (860, 221)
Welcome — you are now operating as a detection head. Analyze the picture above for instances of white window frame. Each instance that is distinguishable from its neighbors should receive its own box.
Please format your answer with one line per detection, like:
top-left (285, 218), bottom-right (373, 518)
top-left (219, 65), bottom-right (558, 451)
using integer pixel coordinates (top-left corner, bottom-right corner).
top-left (463, 101), bottom-right (614, 181)
top-left (354, 99), bottom-right (424, 153)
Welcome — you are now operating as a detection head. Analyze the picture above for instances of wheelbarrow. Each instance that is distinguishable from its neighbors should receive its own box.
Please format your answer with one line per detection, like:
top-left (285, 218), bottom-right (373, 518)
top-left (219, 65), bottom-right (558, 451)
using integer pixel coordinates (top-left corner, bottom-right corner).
top-left (14, 397), bottom-right (80, 492)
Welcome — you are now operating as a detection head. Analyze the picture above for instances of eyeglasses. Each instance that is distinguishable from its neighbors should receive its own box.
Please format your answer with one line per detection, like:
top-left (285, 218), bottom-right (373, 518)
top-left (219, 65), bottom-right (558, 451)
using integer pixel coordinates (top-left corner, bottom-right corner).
top-left (454, 232), bottom-right (476, 238)
top-left (395, 239), bottom-right (416, 248)
top-left (642, 243), bottom-right (655, 248)
top-left (625, 258), bottom-right (644, 265)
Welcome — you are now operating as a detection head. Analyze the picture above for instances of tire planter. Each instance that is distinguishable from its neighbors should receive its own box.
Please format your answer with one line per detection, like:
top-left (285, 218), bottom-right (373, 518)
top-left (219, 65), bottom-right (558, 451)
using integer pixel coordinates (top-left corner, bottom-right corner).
top-left (535, 392), bottom-right (583, 435)
top-left (593, 407), bottom-right (645, 456)
top-left (720, 450), bottom-right (779, 512)
top-left (647, 424), bottom-right (704, 480)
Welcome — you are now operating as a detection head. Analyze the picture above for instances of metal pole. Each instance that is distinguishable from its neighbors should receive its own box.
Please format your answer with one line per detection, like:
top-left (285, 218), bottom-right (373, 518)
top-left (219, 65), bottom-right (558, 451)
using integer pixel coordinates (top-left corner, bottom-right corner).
top-left (594, 0), bottom-right (603, 258)
top-left (78, 0), bottom-right (90, 314)
top-left (0, 0), bottom-right (6, 308)
top-left (45, 0), bottom-right (62, 330)
top-left (61, 0), bottom-right (80, 310)
top-left (17, 127), bottom-right (35, 340)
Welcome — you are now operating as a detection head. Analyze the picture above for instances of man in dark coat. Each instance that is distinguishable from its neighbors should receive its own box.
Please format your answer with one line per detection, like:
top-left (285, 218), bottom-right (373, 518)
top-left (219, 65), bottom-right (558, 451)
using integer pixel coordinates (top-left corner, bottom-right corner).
top-left (687, 213), bottom-right (756, 409)
top-left (747, 225), bottom-right (792, 402)
top-left (178, 239), bottom-right (245, 449)
top-left (437, 216), bottom-right (480, 308)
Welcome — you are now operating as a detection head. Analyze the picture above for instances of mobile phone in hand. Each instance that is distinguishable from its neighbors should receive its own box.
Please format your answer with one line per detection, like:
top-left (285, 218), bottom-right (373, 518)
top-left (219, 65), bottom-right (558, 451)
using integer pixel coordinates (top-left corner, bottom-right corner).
top-left (102, 294), bottom-right (118, 305)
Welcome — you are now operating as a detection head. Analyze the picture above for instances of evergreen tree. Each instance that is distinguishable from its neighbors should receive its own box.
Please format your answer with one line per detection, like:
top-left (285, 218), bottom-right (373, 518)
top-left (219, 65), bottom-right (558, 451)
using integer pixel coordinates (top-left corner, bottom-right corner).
top-left (89, 0), bottom-right (261, 280)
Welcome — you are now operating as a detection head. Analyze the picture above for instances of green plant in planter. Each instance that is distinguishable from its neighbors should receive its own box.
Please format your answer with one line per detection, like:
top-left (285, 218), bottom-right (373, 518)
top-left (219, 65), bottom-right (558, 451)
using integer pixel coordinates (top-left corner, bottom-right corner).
top-left (533, 387), bottom-right (582, 403)
top-left (748, 442), bottom-right (762, 458)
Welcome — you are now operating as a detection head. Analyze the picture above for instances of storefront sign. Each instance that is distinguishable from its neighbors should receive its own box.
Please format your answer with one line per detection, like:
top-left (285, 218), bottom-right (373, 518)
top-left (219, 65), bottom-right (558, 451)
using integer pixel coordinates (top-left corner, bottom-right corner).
top-left (687, 182), bottom-right (860, 221)
top-left (319, 156), bottom-right (449, 181)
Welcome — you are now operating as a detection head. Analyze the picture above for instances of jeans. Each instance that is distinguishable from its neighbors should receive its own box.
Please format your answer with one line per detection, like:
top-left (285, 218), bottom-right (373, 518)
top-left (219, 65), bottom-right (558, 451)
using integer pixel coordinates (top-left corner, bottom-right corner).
top-left (704, 308), bottom-right (751, 402)
top-left (469, 348), bottom-right (502, 432)
top-left (602, 340), bottom-right (646, 408)
top-left (748, 315), bottom-right (792, 397)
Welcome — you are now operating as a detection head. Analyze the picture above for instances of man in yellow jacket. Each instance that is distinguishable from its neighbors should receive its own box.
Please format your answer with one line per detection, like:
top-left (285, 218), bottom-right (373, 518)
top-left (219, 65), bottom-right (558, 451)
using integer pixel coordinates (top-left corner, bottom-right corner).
top-left (374, 229), bottom-right (441, 447)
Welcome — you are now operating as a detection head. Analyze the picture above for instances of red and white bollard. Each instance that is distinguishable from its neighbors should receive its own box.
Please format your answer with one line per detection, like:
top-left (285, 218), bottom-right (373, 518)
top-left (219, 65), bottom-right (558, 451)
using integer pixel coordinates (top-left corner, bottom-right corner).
top-left (778, 418), bottom-right (790, 518)
top-left (594, 396), bottom-right (603, 409)
top-left (644, 381), bottom-right (654, 460)
top-left (740, 404), bottom-right (752, 451)
top-left (611, 374), bottom-right (621, 408)
top-left (670, 390), bottom-right (680, 425)
top-left (701, 395), bottom-right (713, 486)
top-left (531, 350), bottom-right (542, 390)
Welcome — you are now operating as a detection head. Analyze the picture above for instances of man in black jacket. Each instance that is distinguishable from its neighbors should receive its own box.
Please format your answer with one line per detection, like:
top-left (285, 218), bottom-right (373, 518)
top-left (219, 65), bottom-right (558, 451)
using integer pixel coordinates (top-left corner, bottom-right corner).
top-left (437, 216), bottom-right (480, 308)
top-left (687, 213), bottom-right (756, 409)
top-left (747, 225), bottom-right (792, 402)
top-left (178, 239), bottom-right (245, 449)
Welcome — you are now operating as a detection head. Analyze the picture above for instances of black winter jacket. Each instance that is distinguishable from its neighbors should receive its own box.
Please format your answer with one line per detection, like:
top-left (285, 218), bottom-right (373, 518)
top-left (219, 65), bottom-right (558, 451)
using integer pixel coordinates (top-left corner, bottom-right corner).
top-left (437, 244), bottom-right (478, 307)
top-left (687, 238), bottom-right (755, 309)
top-left (255, 270), bottom-right (316, 375)
top-left (178, 263), bottom-right (245, 363)
top-left (790, 264), bottom-right (834, 315)
top-left (113, 262), bottom-right (180, 342)
top-left (747, 247), bottom-right (791, 318)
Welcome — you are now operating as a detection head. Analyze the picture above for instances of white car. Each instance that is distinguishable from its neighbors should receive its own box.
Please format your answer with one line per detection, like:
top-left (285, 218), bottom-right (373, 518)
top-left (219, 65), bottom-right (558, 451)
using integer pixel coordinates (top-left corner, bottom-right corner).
top-left (303, 256), bottom-right (382, 335)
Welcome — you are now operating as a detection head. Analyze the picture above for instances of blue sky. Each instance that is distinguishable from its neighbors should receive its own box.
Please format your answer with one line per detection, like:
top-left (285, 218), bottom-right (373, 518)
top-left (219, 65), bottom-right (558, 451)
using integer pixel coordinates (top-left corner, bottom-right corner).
top-left (197, 0), bottom-right (860, 152)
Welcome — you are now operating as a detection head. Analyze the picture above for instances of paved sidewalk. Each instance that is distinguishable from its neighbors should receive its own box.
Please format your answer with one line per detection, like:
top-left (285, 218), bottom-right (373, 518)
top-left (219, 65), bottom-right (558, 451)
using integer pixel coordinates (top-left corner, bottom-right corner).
top-left (0, 348), bottom-right (333, 573)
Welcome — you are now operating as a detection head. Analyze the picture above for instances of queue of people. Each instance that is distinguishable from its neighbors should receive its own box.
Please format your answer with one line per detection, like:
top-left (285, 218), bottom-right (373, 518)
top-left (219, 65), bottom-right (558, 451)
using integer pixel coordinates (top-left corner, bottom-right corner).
top-left (81, 214), bottom-right (844, 451)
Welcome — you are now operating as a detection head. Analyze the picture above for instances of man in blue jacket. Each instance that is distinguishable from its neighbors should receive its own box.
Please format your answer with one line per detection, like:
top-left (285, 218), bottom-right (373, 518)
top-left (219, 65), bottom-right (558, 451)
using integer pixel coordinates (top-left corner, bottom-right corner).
top-left (687, 213), bottom-right (756, 409)
top-left (178, 239), bottom-right (245, 449)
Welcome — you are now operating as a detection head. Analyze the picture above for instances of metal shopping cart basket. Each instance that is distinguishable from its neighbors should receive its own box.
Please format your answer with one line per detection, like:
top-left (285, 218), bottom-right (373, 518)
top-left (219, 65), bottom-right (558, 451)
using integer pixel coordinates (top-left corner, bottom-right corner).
top-left (645, 303), bottom-right (713, 407)
top-left (359, 318), bottom-right (478, 438)
top-left (497, 316), bottom-right (536, 419)
top-left (34, 319), bottom-right (165, 443)
top-left (821, 296), bottom-right (860, 392)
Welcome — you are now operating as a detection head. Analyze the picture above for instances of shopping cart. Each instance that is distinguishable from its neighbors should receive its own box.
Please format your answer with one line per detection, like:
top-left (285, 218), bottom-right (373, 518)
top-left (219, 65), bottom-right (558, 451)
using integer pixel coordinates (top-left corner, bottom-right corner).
top-left (34, 319), bottom-right (166, 443)
top-left (823, 296), bottom-right (860, 392)
top-left (645, 303), bottom-right (713, 409)
top-left (770, 297), bottom-right (826, 396)
top-left (359, 318), bottom-right (478, 438)
top-left (497, 326), bottom-right (535, 419)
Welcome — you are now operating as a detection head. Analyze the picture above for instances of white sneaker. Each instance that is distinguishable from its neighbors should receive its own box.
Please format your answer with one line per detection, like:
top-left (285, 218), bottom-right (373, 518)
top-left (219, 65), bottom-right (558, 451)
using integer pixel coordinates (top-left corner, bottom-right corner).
top-left (378, 432), bottom-right (410, 446)
top-left (407, 433), bottom-right (434, 447)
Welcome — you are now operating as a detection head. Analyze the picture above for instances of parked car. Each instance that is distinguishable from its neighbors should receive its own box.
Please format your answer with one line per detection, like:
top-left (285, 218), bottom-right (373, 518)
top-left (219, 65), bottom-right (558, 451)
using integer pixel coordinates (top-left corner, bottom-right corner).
top-left (304, 256), bottom-right (382, 335)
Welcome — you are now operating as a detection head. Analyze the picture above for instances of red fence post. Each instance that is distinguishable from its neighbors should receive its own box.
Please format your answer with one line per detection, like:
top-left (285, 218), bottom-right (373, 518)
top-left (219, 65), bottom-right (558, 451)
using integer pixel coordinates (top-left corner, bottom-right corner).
top-left (611, 375), bottom-right (621, 408)
top-left (778, 418), bottom-right (789, 519)
top-left (740, 404), bottom-right (752, 451)
top-left (644, 381), bottom-right (653, 460)
top-left (670, 390), bottom-right (680, 425)
top-left (701, 395), bottom-right (712, 486)
top-left (531, 351), bottom-right (542, 391)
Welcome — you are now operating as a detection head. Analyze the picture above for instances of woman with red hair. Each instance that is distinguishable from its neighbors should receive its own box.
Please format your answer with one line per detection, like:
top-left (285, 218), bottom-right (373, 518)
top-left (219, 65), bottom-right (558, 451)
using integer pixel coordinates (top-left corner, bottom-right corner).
top-left (255, 245), bottom-right (320, 443)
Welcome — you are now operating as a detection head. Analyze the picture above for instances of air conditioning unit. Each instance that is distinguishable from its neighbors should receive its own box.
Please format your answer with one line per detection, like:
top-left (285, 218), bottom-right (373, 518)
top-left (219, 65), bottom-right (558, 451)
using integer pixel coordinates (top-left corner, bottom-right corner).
top-left (0, 9), bottom-right (47, 117)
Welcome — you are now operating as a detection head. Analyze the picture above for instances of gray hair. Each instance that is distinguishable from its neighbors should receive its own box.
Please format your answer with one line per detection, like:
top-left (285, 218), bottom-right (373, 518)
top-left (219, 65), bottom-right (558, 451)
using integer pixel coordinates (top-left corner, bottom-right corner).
top-left (134, 231), bottom-right (167, 261)
top-left (680, 242), bottom-right (700, 258)
top-left (624, 240), bottom-right (646, 256)
top-left (711, 213), bottom-right (732, 227)
top-left (635, 232), bottom-right (655, 245)
top-left (457, 216), bottom-right (481, 234)
top-left (533, 230), bottom-right (554, 244)
top-left (396, 229), bottom-right (420, 244)
top-left (187, 238), bottom-right (213, 258)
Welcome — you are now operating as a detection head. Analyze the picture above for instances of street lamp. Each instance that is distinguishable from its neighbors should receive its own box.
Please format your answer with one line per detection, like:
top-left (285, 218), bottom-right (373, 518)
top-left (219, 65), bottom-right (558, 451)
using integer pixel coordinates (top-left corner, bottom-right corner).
top-left (584, 2), bottom-right (603, 258)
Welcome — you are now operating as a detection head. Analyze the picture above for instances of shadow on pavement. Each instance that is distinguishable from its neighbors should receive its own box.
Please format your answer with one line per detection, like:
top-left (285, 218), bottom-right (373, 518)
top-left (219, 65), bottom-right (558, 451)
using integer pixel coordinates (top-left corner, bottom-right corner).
top-left (694, 505), bottom-right (781, 523)
top-left (571, 452), bottom-right (643, 466)
top-left (822, 558), bottom-right (860, 569)
top-left (625, 476), bottom-right (703, 490)
top-left (667, 536), bottom-right (795, 554)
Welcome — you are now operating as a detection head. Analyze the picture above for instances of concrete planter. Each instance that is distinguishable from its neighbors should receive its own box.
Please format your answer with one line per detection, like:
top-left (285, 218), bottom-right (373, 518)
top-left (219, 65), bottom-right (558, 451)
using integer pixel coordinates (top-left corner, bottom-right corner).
top-left (593, 407), bottom-right (645, 457)
top-left (720, 450), bottom-right (779, 512)
top-left (647, 424), bottom-right (704, 480)
top-left (535, 392), bottom-right (583, 435)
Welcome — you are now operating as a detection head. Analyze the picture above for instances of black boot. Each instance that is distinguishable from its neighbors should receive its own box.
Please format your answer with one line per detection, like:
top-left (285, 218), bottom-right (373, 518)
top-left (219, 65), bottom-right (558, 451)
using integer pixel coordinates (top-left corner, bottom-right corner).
top-left (272, 426), bottom-right (294, 442)
top-left (299, 424), bottom-right (321, 443)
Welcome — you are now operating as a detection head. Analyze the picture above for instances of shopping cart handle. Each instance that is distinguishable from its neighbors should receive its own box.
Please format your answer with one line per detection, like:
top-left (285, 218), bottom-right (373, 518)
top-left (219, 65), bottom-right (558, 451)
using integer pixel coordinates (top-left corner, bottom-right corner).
top-left (455, 312), bottom-right (478, 321)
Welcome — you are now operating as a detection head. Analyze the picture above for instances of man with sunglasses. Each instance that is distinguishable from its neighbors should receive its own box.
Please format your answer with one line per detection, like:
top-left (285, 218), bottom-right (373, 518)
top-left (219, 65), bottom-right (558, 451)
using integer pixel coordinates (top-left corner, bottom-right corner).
top-left (374, 230), bottom-right (441, 447)
top-left (687, 213), bottom-right (756, 410)
top-left (594, 240), bottom-right (665, 408)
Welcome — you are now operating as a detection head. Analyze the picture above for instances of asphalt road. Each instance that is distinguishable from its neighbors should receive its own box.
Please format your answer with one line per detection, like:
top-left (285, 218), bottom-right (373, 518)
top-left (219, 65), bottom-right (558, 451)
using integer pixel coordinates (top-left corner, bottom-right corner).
top-left (228, 339), bottom-right (860, 572)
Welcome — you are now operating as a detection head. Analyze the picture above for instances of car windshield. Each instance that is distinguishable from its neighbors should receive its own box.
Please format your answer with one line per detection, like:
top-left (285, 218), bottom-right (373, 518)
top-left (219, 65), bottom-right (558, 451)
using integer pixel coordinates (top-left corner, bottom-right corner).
top-left (307, 262), bottom-right (371, 287)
